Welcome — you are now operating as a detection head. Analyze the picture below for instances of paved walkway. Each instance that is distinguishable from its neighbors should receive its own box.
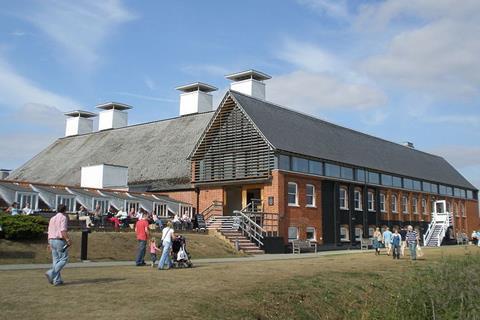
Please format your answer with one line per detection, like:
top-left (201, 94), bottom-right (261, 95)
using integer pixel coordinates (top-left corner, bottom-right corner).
top-left (0, 249), bottom-right (368, 271)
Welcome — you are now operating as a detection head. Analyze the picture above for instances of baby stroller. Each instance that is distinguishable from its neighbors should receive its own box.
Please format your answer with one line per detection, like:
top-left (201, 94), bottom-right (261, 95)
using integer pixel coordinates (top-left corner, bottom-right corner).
top-left (171, 235), bottom-right (193, 268)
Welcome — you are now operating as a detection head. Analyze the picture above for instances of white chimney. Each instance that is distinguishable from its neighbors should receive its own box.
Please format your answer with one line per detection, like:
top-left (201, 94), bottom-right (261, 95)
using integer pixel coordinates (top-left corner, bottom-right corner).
top-left (226, 69), bottom-right (271, 100)
top-left (64, 110), bottom-right (97, 137)
top-left (96, 102), bottom-right (132, 131)
top-left (176, 82), bottom-right (218, 116)
top-left (81, 164), bottom-right (128, 189)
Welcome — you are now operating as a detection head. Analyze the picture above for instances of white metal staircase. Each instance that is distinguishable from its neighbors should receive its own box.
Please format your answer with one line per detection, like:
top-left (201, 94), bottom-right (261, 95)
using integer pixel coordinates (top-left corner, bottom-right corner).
top-left (423, 200), bottom-right (453, 247)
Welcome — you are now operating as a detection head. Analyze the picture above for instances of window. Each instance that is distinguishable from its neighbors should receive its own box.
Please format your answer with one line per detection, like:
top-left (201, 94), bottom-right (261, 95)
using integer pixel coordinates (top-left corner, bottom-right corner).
top-left (446, 187), bottom-right (453, 196)
top-left (391, 194), bottom-right (398, 213)
top-left (355, 169), bottom-right (366, 182)
top-left (308, 160), bottom-right (322, 175)
top-left (381, 174), bottom-right (393, 186)
top-left (446, 201), bottom-right (451, 212)
top-left (288, 182), bottom-right (298, 206)
top-left (306, 227), bottom-right (316, 241)
top-left (403, 179), bottom-right (413, 190)
top-left (355, 225), bottom-right (363, 241)
top-left (306, 184), bottom-right (315, 207)
top-left (460, 203), bottom-right (466, 217)
top-left (380, 193), bottom-right (386, 212)
top-left (392, 176), bottom-right (402, 188)
top-left (354, 189), bottom-right (362, 210)
top-left (340, 166), bottom-right (354, 180)
top-left (421, 198), bottom-right (427, 214)
top-left (292, 157), bottom-right (309, 173)
top-left (278, 154), bottom-right (290, 170)
top-left (288, 226), bottom-right (299, 241)
top-left (325, 163), bottom-right (340, 177)
top-left (154, 203), bottom-right (167, 217)
top-left (439, 185), bottom-right (447, 195)
top-left (467, 190), bottom-right (473, 199)
top-left (57, 195), bottom-right (76, 212)
top-left (454, 188), bottom-right (462, 197)
top-left (412, 197), bottom-right (418, 214)
top-left (413, 180), bottom-right (422, 191)
top-left (401, 196), bottom-right (408, 214)
top-left (16, 192), bottom-right (38, 210)
top-left (368, 226), bottom-right (375, 238)
top-left (339, 187), bottom-right (348, 209)
top-left (126, 201), bottom-right (140, 213)
top-left (340, 225), bottom-right (349, 242)
top-left (93, 199), bottom-right (109, 214)
top-left (422, 182), bottom-right (430, 193)
top-left (367, 191), bottom-right (375, 211)
top-left (367, 172), bottom-right (380, 184)
top-left (454, 203), bottom-right (459, 216)
top-left (431, 184), bottom-right (439, 194)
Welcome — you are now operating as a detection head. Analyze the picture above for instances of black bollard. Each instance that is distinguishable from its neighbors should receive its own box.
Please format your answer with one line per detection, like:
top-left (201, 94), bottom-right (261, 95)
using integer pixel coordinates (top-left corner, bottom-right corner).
top-left (80, 229), bottom-right (90, 261)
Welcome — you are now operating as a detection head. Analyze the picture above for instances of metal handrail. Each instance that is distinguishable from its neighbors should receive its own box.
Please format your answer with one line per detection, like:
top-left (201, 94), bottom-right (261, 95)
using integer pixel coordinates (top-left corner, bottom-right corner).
top-left (233, 200), bottom-right (266, 247)
top-left (201, 200), bottom-right (223, 221)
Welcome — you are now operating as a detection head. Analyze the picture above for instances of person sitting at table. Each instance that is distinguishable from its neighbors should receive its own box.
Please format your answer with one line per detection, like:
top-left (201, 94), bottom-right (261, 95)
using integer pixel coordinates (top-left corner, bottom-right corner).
top-left (172, 213), bottom-right (182, 230)
top-left (152, 212), bottom-right (163, 230)
top-left (78, 205), bottom-right (93, 228)
top-left (22, 202), bottom-right (34, 215)
top-left (116, 207), bottom-right (128, 227)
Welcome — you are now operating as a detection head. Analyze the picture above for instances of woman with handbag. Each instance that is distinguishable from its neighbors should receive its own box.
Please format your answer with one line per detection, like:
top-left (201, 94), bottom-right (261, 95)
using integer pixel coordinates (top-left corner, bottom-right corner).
top-left (158, 221), bottom-right (175, 270)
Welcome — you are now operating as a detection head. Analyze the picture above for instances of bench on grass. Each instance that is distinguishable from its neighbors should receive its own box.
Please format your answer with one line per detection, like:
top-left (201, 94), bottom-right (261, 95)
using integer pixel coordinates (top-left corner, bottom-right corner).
top-left (291, 240), bottom-right (318, 254)
top-left (360, 238), bottom-right (372, 250)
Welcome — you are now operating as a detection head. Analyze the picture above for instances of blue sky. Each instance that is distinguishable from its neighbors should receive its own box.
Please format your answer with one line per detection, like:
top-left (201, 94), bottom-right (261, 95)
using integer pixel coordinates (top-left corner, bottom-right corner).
top-left (0, 0), bottom-right (479, 188)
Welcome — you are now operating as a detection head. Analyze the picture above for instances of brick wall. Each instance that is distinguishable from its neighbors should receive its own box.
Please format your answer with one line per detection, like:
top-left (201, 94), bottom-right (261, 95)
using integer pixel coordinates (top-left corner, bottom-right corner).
top-left (198, 187), bottom-right (224, 216)
top-left (466, 200), bottom-right (480, 235)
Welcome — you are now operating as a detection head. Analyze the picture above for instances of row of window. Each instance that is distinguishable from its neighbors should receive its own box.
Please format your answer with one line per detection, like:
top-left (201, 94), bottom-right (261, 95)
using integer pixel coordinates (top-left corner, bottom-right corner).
top-left (288, 226), bottom-right (316, 241)
top-left (339, 187), bottom-right (466, 216)
top-left (278, 154), bottom-right (476, 200)
top-left (287, 182), bottom-right (316, 207)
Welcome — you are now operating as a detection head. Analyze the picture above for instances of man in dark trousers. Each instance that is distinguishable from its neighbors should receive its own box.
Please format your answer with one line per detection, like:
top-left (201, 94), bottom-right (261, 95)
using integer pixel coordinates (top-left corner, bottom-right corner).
top-left (45, 204), bottom-right (71, 286)
top-left (134, 211), bottom-right (149, 266)
top-left (399, 226), bottom-right (407, 257)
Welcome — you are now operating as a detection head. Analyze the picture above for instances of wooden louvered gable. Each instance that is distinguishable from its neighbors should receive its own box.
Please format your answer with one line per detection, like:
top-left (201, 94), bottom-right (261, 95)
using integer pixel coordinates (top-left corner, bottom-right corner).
top-left (191, 95), bottom-right (274, 183)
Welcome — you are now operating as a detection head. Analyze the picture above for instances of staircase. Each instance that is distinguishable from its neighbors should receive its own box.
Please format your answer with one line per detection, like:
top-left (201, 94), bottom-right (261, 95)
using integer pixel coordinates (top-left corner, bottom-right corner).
top-left (207, 215), bottom-right (265, 254)
top-left (423, 200), bottom-right (453, 247)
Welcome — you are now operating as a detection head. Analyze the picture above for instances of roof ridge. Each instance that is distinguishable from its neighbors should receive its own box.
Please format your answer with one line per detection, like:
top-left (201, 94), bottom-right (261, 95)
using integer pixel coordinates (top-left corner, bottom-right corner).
top-left (229, 90), bottom-right (443, 160)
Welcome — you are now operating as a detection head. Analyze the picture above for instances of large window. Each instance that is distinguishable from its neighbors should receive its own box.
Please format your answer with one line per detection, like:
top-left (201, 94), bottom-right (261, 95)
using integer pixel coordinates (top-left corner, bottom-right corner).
top-left (325, 163), bottom-right (341, 177)
top-left (355, 169), bottom-right (366, 182)
top-left (461, 203), bottom-right (466, 217)
top-left (308, 160), bottom-right (322, 175)
top-left (278, 154), bottom-right (290, 170)
top-left (380, 193), bottom-right (386, 212)
top-left (467, 190), bottom-right (473, 199)
top-left (57, 195), bottom-right (76, 212)
top-left (391, 194), bottom-right (398, 213)
top-left (413, 180), bottom-right (422, 191)
top-left (93, 199), bottom-right (109, 214)
top-left (154, 203), bottom-right (167, 217)
top-left (16, 192), bottom-right (38, 210)
top-left (439, 185), bottom-right (447, 195)
top-left (401, 196), bottom-right (408, 214)
top-left (454, 203), bottom-right (459, 216)
top-left (126, 201), bottom-right (140, 213)
top-left (288, 182), bottom-right (298, 206)
top-left (306, 184), bottom-right (315, 207)
top-left (354, 189), bottom-right (362, 211)
top-left (292, 157), bottom-right (309, 173)
top-left (339, 187), bottom-right (348, 209)
top-left (288, 226), bottom-right (299, 241)
top-left (368, 171), bottom-right (380, 184)
top-left (392, 176), bottom-right (402, 188)
top-left (421, 198), bottom-right (427, 215)
top-left (412, 197), bottom-right (418, 214)
top-left (306, 227), bottom-right (316, 241)
top-left (381, 174), bottom-right (393, 186)
top-left (403, 179), bottom-right (413, 190)
top-left (340, 166), bottom-right (354, 180)
top-left (367, 191), bottom-right (375, 211)
top-left (355, 225), bottom-right (363, 242)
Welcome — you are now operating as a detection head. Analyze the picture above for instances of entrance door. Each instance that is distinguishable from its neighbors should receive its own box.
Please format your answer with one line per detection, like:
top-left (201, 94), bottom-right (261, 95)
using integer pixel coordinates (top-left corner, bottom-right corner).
top-left (246, 188), bottom-right (262, 212)
top-left (224, 186), bottom-right (242, 216)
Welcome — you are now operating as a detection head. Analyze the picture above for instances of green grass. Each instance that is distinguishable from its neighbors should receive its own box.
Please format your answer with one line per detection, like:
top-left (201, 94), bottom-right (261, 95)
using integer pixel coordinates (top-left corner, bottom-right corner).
top-left (0, 245), bottom-right (478, 319)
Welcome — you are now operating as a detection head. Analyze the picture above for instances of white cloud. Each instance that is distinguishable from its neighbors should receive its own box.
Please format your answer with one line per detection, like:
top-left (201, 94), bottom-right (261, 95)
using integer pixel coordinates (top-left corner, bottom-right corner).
top-left (27, 0), bottom-right (136, 69)
top-left (0, 55), bottom-right (79, 110)
top-left (297, 0), bottom-right (349, 19)
top-left (268, 70), bottom-right (387, 112)
top-left (114, 92), bottom-right (176, 103)
top-left (144, 76), bottom-right (156, 91)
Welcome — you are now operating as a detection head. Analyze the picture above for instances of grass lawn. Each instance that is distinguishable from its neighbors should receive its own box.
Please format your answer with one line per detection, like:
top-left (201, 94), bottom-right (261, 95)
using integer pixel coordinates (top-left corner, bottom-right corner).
top-left (0, 231), bottom-right (244, 264)
top-left (0, 246), bottom-right (479, 320)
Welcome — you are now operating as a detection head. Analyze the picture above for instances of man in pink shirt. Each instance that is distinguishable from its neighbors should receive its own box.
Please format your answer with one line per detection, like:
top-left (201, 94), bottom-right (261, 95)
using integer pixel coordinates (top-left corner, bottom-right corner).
top-left (135, 211), bottom-right (150, 266)
top-left (45, 204), bottom-right (71, 286)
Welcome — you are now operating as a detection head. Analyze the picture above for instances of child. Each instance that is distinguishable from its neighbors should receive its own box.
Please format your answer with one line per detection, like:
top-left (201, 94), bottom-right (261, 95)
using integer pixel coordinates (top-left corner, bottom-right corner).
top-left (391, 228), bottom-right (401, 260)
top-left (149, 238), bottom-right (161, 267)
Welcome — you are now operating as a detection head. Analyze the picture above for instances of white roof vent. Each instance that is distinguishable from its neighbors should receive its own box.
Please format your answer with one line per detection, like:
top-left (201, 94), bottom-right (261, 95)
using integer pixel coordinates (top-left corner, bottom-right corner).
top-left (176, 82), bottom-right (218, 116)
top-left (226, 69), bottom-right (271, 100)
top-left (403, 141), bottom-right (415, 148)
top-left (81, 164), bottom-right (128, 189)
top-left (64, 110), bottom-right (97, 137)
top-left (96, 102), bottom-right (132, 131)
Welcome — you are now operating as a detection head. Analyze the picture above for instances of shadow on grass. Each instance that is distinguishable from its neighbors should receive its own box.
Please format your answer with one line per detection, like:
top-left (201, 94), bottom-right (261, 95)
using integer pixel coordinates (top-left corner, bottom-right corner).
top-left (64, 277), bottom-right (126, 286)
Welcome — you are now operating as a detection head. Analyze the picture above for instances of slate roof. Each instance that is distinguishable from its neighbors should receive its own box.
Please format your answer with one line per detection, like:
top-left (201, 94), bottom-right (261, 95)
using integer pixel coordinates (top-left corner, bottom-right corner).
top-left (230, 90), bottom-right (476, 190)
top-left (8, 112), bottom-right (214, 190)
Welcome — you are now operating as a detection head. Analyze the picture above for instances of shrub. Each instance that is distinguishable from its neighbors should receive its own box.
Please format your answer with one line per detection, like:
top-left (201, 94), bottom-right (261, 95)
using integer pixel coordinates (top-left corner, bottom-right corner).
top-left (0, 213), bottom-right (48, 240)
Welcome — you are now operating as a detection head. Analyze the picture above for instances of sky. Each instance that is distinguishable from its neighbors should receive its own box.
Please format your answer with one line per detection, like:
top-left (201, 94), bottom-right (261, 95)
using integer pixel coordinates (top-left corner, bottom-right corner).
top-left (0, 0), bottom-right (479, 189)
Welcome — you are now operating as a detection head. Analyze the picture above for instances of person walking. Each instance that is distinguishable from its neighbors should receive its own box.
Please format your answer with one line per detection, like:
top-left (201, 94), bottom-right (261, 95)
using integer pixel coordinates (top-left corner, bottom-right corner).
top-left (372, 227), bottom-right (382, 255)
top-left (399, 226), bottom-right (407, 256)
top-left (134, 212), bottom-right (149, 266)
top-left (383, 227), bottom-right (393, 256)
top-left (391, 228), bottom-right (401, 259)
top-left (158, 221), bottom-right (175, 270)
top-left (149, 238), bottom-right (161, 267)
top-left (45, 204), bottom-right (71, 286)
top-left (406, 225), bottom-right (419, 260)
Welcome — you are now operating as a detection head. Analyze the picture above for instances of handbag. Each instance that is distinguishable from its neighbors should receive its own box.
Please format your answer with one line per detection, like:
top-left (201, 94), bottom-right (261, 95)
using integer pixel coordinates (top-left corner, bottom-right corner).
top-left (416, 246), bottom-right (424, 258)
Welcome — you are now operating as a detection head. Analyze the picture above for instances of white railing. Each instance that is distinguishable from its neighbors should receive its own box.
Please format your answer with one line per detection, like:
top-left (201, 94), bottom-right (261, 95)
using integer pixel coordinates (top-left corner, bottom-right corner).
top-left (423, 200), bottom-right (453, 247)
top-left (233, 200), bottom-right (266, 247)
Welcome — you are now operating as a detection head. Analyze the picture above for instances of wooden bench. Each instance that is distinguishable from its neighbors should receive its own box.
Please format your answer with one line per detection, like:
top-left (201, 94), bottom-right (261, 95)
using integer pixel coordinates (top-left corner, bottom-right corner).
top-left (291, 240), bottom-right (318, 254)
top-left (360, 238), bottom-right (372, 250)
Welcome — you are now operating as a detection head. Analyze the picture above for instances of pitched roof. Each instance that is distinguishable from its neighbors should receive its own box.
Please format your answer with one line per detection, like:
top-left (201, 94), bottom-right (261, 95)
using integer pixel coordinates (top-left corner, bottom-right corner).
top-left (230, 90), bottom-right (476, 190)
top-left (8, 112), bottom-right (214, 190)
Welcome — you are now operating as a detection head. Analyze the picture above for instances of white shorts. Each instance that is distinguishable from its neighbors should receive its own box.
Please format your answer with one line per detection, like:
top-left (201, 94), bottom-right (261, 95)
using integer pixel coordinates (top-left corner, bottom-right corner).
top-left (384, 242), bottom-right (391, 249)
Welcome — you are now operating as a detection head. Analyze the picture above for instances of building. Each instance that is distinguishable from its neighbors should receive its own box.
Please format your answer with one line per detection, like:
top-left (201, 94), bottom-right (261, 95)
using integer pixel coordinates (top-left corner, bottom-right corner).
top-left (5, 70), bottom-right (479, 249)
